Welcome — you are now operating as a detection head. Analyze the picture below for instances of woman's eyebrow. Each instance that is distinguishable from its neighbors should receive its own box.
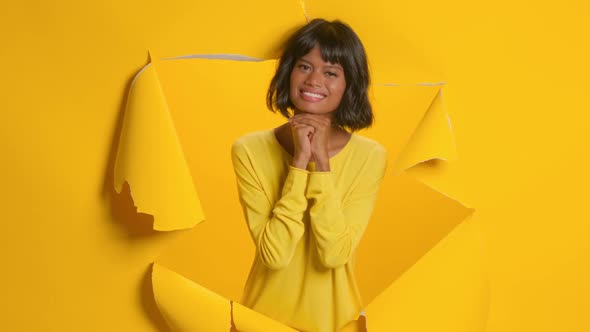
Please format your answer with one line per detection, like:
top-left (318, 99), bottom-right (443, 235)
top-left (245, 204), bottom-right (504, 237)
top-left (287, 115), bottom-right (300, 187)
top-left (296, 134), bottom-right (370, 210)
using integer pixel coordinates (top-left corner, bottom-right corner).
top-left (298, 58), bottom-right (313, 65)
top-left (298, 58), bottom-right (343, 70)
top-left (325, 64), bottom-right (343, 70)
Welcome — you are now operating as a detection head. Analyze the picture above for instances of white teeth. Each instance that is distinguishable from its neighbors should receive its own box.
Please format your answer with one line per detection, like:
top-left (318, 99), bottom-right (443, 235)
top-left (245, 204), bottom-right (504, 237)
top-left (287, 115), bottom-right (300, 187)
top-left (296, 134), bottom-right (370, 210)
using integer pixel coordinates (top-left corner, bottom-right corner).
top-left (302, 91), bottom-right (324, 98)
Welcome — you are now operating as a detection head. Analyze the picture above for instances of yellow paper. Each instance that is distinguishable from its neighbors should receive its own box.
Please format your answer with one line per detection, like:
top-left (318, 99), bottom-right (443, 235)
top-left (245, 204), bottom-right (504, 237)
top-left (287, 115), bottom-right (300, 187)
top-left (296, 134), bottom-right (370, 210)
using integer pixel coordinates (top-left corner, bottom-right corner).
top-left (114, 57), bottom-right (204, 231)
top-left (3, 0), bottom-right (589, 331)
top-left (112, 3), bottom-right (484, 329)
top-left (366, 84), bottom-right (443, 161)
top-left (232, 302), bottom-right (299, 332)
top-left (365, 216), bottom-right (488, 331)
top-left (354, 173), bottom-right (474, 304)
top-left (152, 263), bottom-right (231, 331)
top-left (392, 87), bottom-right (458, 173)
top-left (305, 0), bottom-right (446, 84)
top-left (115, 54), bottom-right (479, 330)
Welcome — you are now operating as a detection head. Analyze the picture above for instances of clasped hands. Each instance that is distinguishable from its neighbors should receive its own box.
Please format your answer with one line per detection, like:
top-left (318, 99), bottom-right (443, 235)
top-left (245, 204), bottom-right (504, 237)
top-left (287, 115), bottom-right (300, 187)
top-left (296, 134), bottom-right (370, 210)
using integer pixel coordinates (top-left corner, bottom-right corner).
top-left (289, 113), bottom-right (331, 172)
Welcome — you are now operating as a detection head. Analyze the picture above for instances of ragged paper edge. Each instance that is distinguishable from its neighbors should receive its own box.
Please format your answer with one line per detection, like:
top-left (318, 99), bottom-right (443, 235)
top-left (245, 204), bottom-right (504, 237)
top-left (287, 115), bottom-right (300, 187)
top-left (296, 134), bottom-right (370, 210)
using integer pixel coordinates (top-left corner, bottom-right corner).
top-left (122, 55), bottom-right (456, 231)
top-left (390, 86), bottom-right (458, 174)
top-left (118, 54), bottom-right (279, 231)
top-left (114, 51), bottom-right (204, 231)
top-left (152, 262), bottom-right (299, 332)
top-left (162, 54), bottom-right (263, 61)
top-left (152, 263), bottom-right (232, 331)
top-left (363, 83), bottom-right (485, 330)
top-left (298, 0), bottom-right (310, 22)
top-left (125, 54), bottom-right (480, 330)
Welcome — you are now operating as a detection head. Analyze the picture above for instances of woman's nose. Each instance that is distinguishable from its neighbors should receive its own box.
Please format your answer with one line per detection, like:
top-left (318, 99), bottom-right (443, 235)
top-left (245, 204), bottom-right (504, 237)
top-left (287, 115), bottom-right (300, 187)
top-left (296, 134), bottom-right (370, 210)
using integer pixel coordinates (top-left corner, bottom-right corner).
top-left (304, 71), bottom-right (322, 87)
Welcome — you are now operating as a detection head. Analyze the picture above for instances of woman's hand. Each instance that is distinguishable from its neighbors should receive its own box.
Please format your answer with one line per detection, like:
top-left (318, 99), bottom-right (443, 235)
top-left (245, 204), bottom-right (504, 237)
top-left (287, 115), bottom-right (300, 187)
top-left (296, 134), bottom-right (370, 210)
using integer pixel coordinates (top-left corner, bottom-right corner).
top-left (289, 114), bottom-right (331, 171)
top-left (289, 119), bottom-right (315, 169)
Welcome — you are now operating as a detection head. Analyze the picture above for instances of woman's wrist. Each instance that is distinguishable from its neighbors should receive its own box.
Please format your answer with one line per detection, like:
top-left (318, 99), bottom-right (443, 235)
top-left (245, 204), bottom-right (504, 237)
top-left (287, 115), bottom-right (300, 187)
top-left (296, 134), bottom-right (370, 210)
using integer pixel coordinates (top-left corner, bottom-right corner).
top-left (314, 159), bottom-right (330, 172)
top-left (292, 156), bottom-right (309, 170)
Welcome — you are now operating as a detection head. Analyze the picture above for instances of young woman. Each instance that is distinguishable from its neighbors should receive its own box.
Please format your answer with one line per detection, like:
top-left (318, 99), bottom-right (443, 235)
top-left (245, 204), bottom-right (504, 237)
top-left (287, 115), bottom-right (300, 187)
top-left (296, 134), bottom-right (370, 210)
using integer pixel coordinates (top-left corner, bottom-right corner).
top-left (231, 19), bottom-right (387, 332)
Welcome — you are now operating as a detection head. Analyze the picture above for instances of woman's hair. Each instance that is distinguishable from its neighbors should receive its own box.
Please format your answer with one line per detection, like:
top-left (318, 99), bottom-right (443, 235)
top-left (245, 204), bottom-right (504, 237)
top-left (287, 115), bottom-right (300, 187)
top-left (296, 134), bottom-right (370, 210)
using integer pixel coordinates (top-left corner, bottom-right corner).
top-left (266, 18), bottom-right (373, 132)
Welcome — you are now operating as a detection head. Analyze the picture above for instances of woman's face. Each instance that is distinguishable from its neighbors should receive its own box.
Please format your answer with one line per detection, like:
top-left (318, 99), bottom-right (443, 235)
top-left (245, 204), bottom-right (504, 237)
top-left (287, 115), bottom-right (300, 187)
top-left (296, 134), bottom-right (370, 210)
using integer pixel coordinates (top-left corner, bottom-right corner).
top-left (289, 44), bottom-right (346, 116)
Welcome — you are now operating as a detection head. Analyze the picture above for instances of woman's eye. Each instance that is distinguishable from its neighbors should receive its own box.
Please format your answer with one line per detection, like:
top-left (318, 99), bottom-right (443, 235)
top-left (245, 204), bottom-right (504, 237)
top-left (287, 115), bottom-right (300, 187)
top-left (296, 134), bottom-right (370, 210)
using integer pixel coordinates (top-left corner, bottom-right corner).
top-left (326, 71), bottom-right (337, 77)
top-left (298, 64), bottom-right (311, 71)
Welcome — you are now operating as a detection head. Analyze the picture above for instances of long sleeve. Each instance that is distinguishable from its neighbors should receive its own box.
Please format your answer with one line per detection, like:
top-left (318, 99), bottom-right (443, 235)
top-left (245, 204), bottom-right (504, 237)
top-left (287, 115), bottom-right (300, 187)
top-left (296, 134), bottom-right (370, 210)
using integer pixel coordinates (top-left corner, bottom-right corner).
top-left (306, 145), bottom-right (388, 268)
top-left (231, 141), bottom-right (309, 270)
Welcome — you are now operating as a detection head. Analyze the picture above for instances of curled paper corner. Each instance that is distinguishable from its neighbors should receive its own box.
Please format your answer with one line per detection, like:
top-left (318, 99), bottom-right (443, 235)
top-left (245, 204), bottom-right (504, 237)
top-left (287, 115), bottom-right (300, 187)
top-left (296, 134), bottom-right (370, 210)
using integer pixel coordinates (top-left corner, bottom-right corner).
top-left (364, 215), bottom-right (489, 332)
top-left (113, 57), bottom-right (204, 231)
top-left (147, 50), bottom-right (156, 64)
top-left (364, 82), bottom-right (485, 331)
top-left (152, 263), bottom-right (299, 332)
top-left (152, 263), bottom-right (232, 331)
top-left (392, 87), bottom-right (458, 175)
top-left (354, 172), bottom-right (476, 307)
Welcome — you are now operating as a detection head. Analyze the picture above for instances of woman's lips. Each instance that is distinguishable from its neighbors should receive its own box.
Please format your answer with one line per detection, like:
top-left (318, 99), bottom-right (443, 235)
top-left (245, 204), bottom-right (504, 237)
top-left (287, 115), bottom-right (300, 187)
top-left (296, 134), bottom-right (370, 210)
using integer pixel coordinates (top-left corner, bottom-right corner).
top-left (300, 90), bottom-right (326, 102)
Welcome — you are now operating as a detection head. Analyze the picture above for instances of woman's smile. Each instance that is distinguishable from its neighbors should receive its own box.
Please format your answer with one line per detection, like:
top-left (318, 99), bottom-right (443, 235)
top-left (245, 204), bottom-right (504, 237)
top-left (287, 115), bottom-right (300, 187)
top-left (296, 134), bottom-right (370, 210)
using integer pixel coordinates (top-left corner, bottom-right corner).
top-left (300, 89), bottom-right (327, 102)
top-left (289, 44), bottom-right (346, 114)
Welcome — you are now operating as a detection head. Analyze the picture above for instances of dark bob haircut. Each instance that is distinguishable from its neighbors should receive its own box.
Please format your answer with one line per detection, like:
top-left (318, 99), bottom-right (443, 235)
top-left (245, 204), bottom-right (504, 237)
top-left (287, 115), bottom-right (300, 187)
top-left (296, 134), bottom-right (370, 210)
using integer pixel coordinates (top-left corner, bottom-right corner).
top-left (266, 18), bottom-right (373, 132)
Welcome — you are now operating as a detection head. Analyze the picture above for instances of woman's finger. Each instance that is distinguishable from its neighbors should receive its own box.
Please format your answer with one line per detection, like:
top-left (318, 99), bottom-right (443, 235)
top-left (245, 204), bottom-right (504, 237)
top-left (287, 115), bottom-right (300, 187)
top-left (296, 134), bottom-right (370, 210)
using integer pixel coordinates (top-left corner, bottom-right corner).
top-left (292, 118), bottom-right (325, 130)
top-left (291, 115), bottom-right (330, 129)
top-left (292, 113), bottom-right (331, 124)
top-left (292, 123), bottom-right (315, 132)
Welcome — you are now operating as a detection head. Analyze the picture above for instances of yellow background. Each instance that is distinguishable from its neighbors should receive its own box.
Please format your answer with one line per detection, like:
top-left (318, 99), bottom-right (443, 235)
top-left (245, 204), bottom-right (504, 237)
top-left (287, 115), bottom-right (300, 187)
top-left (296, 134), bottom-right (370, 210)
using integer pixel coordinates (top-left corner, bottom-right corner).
top-left (1, 0), bottom-right (589, 331)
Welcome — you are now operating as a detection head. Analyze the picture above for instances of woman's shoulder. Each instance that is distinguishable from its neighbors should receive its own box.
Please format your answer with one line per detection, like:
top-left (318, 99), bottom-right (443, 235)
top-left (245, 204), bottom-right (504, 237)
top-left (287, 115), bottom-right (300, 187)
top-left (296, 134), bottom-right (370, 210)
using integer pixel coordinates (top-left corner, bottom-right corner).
top-left (346, 134), bottom-right (388, 177)
top-left (350, 134), bottom-right (387, 158)
top-left (231, 129), bottom-right (275, 156)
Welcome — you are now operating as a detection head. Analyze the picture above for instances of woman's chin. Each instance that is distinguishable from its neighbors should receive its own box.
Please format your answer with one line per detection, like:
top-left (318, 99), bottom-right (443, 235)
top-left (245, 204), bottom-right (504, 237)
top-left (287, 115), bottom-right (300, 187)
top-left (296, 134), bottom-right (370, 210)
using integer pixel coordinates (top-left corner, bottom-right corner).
top-left (293, 108), bottom-right (333, 116)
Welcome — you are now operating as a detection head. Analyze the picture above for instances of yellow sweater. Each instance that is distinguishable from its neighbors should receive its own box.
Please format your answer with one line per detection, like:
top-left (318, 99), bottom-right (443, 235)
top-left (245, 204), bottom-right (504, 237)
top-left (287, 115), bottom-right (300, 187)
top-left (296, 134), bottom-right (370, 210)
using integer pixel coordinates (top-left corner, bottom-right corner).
top-left (231, 129), bottom-right (387, 332)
